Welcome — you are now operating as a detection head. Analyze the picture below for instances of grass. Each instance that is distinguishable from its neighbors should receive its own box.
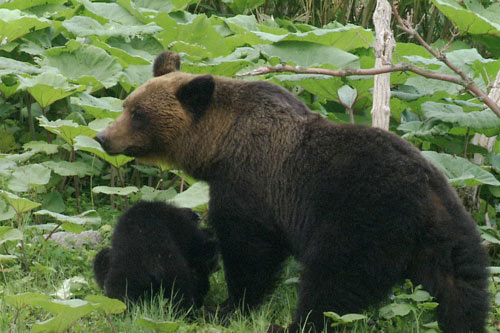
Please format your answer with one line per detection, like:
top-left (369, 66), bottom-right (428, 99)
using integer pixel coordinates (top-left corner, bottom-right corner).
top-left (0, 212), bottom-right (498, 332)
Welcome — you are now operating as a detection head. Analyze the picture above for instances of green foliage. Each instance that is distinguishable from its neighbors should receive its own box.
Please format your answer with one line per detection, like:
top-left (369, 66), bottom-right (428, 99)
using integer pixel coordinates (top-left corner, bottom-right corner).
top-left (0, 0), bottom-right (500, 331)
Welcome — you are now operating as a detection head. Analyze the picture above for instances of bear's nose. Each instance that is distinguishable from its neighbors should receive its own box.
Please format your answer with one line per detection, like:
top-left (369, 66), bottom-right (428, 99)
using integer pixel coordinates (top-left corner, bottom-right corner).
top-left (95, 132), bottom-right (107, 149)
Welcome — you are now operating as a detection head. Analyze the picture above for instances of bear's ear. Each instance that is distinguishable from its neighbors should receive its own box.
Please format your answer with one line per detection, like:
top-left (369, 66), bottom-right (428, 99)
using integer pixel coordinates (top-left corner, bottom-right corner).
top-left (176, 75), bottom-right (215, 118)
top-left (153, 51), bottom-right (181, 77)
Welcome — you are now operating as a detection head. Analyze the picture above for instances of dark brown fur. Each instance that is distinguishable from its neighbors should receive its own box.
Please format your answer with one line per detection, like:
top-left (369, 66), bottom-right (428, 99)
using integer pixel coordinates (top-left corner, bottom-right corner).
top-left (96, 52), bottom-right (489, 333)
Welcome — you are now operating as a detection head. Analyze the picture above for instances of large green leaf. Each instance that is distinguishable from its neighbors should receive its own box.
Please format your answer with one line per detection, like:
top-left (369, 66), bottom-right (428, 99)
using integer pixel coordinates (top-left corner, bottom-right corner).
top-left (168, 182), bottom-right (209, 208)
top-left (136, 317), bottom-right (180, 332)
top-left (5, 293), bottom-right (50, 309)
top-left (422, 151), bottom-right (500, 186)
top-left (0, 190), bottom-right (41, 214)
top-left (70, 93), bottom-right (123, 119)
top-left (182, 47), bottom-right (256, 76)
top-left (0, 0), bottom-right (65, 10)
top-left (398, 120), bottom-right (451, 141)
top-left (62, 16), bottom-right (161, 40)
top-left (271, 74), bottom-right (341, 101)
top-left (259, 41), bottom-right (359, 69)
top-left (0, 197), bottom-right (15, 221)
top-left (90, 36), bottom-right (162, 66)
top-left (93, 186), bottom-right (139, 196)
top-left (223, 0), bottom-right (265, 13)
top-left (255, 24), bottom-right (372, 51)
top-left (0, 56), bottom-right (41, 76)
top-left (132, 0), bottom-right (196, 14)
top-left (7, 164), bottom-right (51, 192)
top-left (43, 161), bottom-right (95, 177)
top-left (76, 0), bottom-right (141, 25)
top-left (432, 0), bottom-right (500, 55)
top-left (157, 15), bottom-right (232, 57)
top-left (23, 141), bottom-right (60, 155)
top-left (17, 72), bottom-right (85, 108)
top-left (34, 210), bottom-right (101, 226)
top-left (0, 9), bottom-right (51, 43)
top-left (41, 41), bottom-right (124, 91)
top-left (119, 64), bottom-right (151, 92)
top-left (379, 303), bottom-right (414, 319)
top-left (0, 226), bottom-right (23, 245)
top-left (37, 116), bottom-right (97, 145)
top-left (421, 101), bottom-right (500, 133)
top-left (31, 299), bottom-right (99, 333)
top-left (85, 295), bottom-right (126, 315)
top-left (73, 135), bottom-right (134, 168)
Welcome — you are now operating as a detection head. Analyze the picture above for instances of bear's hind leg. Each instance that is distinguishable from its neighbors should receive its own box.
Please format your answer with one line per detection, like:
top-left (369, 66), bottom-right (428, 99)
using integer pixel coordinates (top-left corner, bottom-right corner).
top-left (408, 232), bottom-right (489, 333)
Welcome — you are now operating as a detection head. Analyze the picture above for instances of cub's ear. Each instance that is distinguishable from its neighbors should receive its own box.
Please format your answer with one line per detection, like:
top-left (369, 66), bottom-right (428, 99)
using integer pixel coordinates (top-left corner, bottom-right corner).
top-left (153, 51), bottom-right (181, 77)
top-left (176, 74), bottom-right (215, 118)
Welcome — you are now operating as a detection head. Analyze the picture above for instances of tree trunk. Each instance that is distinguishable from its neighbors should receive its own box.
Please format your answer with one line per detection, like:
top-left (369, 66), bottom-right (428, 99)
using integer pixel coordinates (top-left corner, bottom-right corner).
top-left (371, 0), bottom-right (395, 130)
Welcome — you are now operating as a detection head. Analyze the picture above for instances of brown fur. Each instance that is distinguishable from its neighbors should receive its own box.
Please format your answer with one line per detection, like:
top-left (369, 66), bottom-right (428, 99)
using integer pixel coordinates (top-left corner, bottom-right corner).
top-left (96, 52), bottom-right (489, 333)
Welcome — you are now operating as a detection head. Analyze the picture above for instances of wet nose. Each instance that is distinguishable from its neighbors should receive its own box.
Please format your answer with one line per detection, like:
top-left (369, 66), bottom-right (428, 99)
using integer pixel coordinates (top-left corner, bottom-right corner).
top-left (95, 131), bottom-right (107, 149)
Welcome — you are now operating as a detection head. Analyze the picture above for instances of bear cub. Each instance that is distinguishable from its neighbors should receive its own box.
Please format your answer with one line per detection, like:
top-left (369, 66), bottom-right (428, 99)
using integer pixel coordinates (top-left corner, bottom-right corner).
top-left (93, 201), bottom-right (218, 308)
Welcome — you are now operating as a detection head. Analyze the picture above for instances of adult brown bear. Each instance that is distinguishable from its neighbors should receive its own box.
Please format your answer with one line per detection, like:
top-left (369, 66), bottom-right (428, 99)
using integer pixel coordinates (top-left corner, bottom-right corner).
top-left (96, 51), bottom-right (489, 332)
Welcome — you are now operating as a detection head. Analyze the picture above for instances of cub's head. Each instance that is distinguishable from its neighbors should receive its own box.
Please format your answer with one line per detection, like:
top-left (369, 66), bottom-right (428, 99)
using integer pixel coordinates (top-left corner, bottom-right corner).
top-left (95, 52), bottom-right (215, 165)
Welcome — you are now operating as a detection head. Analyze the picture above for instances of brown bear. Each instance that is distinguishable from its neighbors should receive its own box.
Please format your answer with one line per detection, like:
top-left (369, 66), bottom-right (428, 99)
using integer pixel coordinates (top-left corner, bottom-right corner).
top-left (96, 51), bottom-right (489, 333)
top-left (93, 201), bottom-right (218, 308)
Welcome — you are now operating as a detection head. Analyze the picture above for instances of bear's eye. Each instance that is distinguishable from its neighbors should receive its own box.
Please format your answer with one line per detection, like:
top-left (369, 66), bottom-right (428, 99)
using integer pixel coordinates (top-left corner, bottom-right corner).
top-left (130, 108), bottom-right (149, 127)
top-left (131, 109), bottom-right (145, 120)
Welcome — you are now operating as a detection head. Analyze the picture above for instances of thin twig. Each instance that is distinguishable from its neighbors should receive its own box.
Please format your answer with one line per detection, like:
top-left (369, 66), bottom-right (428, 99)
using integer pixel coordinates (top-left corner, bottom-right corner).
top-left (391, 3), bottom-right (500, 117)
top-left (238, 6), bottom-right (500, 118)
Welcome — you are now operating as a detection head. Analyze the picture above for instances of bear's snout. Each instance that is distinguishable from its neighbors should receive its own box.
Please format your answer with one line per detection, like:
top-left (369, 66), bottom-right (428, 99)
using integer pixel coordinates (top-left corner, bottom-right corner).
top-left (95, 132), bottom-right (109, 151)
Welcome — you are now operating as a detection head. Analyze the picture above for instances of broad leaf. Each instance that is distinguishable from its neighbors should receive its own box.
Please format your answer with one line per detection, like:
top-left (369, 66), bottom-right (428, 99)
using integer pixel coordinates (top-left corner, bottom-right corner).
top-left (431, 0), bottom-right (500, 55)
top-left (119, 64), bottom-right (151, 92)
top-left (136, 317), bottom-right (180, 332)
top-left (8, 164), bottom-right (52, 192)
top-left (37, 116), bottom-right (97, 145)
top-left (31, 299), bottom-right (99, 333)
top-left (0, 226), bottom-right (23, 245)
top-left (0, 9), bottom-right (51, 43)
top-left (34, 210), bottom-right (101, 226)
top-left (5, 293), bottom-right (50, 309)
top-left (62, 16), bottom-right (161, 40)
top-left (255, 24), bottom-right (372, 51)
top-left (271, 74), bottom-right (341, 101)
top-left (41, 192), bottom-right (66, 213)
top-left (379, 303), bottom-right (414, 319)
top-left (85, 295), bottom-right (127, 315)
top-left (0, 190), bottom-right (40, 213)
top-left (41, 41), bottom-right (124, 91)
top-left (23, 141), bottom-right (59, 155)
top-left (168, 182), bottom-right (209, 208)
top-left (17, 72), bottom-right (85, 108)
top-left (422, 151), bottom-right (500, 186)
top-left (73, 135), bottom-right (134, 168)
top-left (338, 85), bottom-right (357, 108)
top-left (70, 93), bottom-right (123, 119)
top-left (92, 186), bottom-right (139, 196)
top-left (0, 56), bottom-right (41, 76)
top-left (0, 197), bottom-right (15, 221)
top-left (90, 35), bottom-right (163, 66)
top-left (259, 41), bottom-right (359, 69)
top-left (77, 0), bottom-right (141, 25)
top-left (421, 101), bottom-right (500, 133)
top-left (43, 161), bottom-right (94, 177)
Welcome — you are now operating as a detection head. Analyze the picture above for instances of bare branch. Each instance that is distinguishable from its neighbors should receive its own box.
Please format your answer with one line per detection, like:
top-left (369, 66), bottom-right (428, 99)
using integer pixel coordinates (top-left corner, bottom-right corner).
top-left (391, 4), bottom-right (500, 117)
